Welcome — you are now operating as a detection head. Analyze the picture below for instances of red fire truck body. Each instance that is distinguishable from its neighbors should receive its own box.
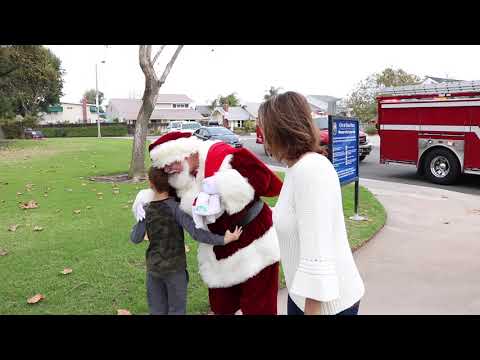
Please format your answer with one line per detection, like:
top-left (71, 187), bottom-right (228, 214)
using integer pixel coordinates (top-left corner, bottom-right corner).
top-left (377, 81), bottom-right (480, 184)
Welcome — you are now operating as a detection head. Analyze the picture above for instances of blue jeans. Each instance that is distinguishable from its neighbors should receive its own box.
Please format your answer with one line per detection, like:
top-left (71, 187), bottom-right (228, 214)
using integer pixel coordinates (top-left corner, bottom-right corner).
top-left (287, 295), bottom-right (360, 315)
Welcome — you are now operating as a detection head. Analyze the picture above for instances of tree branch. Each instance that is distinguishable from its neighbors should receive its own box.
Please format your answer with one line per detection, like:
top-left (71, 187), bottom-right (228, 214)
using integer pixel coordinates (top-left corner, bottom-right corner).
top-left (158, 45), bottom-right (184, 86)
top-left (152, 45), bottom-right (166, 65)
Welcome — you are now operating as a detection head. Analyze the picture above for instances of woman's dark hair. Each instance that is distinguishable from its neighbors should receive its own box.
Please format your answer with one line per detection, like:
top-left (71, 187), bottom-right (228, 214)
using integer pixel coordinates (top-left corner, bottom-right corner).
top-left (258, 91), bottom-right (325, 163)
top-left (148, 166), bottom-right (172, 194)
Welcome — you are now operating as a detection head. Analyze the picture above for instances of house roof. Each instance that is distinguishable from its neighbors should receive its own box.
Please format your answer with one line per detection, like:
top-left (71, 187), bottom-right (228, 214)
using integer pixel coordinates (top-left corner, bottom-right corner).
top-left (195, 105), bottom-right (212, 117)
top-left (107, 99), bottom-right (204, 121)
top-left (307, 95), bottom-right (342, 104)
top-left (243, 102), bottom-right (261, 118)
top-left (211, 106), bottom-right (251, 121)
top-left (155, 94), bottom-right (194, 103)
top-left (424, 76), bottom-right (462, 83)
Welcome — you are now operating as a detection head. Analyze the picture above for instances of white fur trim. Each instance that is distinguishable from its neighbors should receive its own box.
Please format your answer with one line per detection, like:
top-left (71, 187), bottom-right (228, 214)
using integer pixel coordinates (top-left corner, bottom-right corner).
top-left (197, 226), bottom-right (281, 288)
top-left (150, 136), bottom-right (203, 169)
top-left (214, 167), bottom-right (255, 215)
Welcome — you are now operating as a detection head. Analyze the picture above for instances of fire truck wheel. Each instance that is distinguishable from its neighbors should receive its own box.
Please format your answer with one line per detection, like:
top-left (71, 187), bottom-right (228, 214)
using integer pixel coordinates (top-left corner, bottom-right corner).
top-left (423, 148), bottom-right (460, 185)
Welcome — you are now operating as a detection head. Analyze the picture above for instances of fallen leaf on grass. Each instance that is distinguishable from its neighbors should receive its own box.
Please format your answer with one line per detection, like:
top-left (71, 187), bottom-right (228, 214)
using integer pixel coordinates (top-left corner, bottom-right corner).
top-left (86, 206), bottom-right (92, 210)
top-left (33, 226), bottom-right (43, 232)
top-left (117, 309), bottom-right (131, 315)
top-left (20, 200), bottom-right (38, 209)
top-left (185, 245), bottom-right (190, 253)
top-left (73, 210), bottom-right (81, 215)
top-left (97, 192), bottom-right (103, 196)
top-left (16, 192), bottom-right (23, 196)
top-left (122, 205), bottom-right (129, 209)
top-left (27, 294), bottom-right (45, 304)
top-left (43, 193), bottom-right (48, 197)
top-left (81, 183), bottom-right (87, 186)
top-left (98, 197), bottom-right (103, 200)
top-left (66, 189), bottom-right (73, 192)
top-left (0, 249), bottom-right (8, 256)
top-left (8, 224), bottom-right (20, 232)
top-left (55, 209), bottom-right (62, 213)
top-left (113, 190), bottom-right (120, 195)
top-left (61, 268), bottom-right (73, 275)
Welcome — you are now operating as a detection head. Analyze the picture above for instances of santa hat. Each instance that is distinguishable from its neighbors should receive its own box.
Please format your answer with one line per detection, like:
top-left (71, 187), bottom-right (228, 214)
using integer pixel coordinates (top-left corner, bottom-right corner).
top-left (149, 131), bottom-right (202, 169)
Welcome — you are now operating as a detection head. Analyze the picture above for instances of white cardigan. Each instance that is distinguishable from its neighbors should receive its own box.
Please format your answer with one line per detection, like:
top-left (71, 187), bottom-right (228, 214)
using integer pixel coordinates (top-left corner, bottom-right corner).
top-left (273, 152), bottom-right (365, 314)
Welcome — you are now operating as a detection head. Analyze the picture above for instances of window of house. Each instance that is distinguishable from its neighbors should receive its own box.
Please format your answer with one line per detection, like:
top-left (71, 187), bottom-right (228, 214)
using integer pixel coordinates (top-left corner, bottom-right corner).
top-left (236, 120), bottom-right (242, 128)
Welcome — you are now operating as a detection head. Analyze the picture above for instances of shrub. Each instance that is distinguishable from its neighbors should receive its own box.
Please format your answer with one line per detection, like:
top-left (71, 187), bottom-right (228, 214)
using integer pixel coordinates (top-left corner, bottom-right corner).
top-left (243, 120), bottom-right (256, 133)
top-left (41, 125), bottom-right (128, 138)
top-left (0, 118), bottom-right (23, 139)
top-left (364, 125), bottom-right (378, 135)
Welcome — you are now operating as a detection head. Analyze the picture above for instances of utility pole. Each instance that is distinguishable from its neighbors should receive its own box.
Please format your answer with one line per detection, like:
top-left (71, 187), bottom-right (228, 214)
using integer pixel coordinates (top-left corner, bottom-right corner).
top-left (96, 63), bottom-right (101, 138)
top-left (96, 59), bottom-right (106, 138)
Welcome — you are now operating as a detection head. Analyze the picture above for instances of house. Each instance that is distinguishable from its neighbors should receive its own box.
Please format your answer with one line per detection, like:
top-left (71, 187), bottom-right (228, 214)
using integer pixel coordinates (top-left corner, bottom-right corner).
top-left (38, 99), bottom-right (105, 125)
top-left (210, 104), bottom-right (254, 130)
top-left (422, 76), bottom-right (463, 85)
top-left (306, 95), bottom-right (342, 116)
top-left (106, 94), bottom-right (204, 130)
top-left (242, 102), bottom-right (260, 120)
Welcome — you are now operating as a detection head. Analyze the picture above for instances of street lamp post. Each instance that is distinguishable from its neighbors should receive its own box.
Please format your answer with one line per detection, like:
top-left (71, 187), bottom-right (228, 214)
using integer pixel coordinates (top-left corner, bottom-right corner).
top-left (96, 60), bottom-right (105, 138)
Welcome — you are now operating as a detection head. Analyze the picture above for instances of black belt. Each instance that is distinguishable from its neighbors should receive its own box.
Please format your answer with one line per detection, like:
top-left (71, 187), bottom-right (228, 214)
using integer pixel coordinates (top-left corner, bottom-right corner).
top-left (236, 199), bottom-right (265, 228)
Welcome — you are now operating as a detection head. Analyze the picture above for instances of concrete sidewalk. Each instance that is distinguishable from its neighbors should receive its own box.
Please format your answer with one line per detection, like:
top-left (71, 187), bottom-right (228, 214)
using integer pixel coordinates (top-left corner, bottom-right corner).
top-left (276, 178), bottom-right (480, 315)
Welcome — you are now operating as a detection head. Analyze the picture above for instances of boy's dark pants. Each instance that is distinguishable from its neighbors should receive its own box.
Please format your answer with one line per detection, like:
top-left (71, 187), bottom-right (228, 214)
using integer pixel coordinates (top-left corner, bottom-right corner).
top-left (146, 270), bottom-right (189, 315)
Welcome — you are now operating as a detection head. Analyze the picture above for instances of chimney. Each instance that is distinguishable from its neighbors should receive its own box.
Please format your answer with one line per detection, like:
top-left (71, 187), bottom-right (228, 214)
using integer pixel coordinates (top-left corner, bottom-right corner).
top-left (82, 97), bottom-right (88, 123)
top-left (222, 103), bottom-right (229, 128)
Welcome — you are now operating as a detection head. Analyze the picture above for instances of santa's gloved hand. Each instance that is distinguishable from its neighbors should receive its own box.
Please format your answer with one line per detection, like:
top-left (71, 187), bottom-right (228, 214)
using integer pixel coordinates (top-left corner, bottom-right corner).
top-left (132, 189), bottom-right (154, 222)
top-left (202, 176), bottom-right (219, 195)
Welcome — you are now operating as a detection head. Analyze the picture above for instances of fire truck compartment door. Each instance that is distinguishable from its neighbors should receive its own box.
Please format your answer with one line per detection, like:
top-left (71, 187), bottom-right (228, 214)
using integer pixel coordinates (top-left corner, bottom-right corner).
top-left (465, 108), bottom-right (480, 169)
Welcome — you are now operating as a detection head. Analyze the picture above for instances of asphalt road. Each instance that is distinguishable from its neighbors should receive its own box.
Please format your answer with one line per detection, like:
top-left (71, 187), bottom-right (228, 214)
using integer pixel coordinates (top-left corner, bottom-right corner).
top-left (239, 136), bottom-right (480, 196)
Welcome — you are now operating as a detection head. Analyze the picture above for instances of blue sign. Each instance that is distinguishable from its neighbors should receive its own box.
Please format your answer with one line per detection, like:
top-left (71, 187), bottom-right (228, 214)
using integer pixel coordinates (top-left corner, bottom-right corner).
top-left (328, 116), bottom-right (359, 185)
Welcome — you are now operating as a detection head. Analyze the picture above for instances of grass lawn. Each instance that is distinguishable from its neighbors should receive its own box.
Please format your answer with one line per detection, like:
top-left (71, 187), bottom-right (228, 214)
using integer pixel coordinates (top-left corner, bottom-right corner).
top-left (0, 138), bottom-right (385, 315)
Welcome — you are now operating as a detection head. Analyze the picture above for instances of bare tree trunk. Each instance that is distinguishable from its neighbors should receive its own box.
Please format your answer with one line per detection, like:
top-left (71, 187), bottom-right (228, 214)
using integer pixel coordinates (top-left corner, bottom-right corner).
top-left (128, 45), bottom-right (184, 181)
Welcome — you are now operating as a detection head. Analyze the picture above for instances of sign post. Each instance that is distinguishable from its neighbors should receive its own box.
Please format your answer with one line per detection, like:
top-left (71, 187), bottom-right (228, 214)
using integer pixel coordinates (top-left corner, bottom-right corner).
top-left (328, 115), bottom-right (366, 222)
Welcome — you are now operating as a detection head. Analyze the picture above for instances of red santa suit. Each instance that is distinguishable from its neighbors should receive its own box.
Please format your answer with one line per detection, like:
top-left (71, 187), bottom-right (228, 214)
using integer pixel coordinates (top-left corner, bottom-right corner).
top-left (147, 132), bottom-right (283, 315)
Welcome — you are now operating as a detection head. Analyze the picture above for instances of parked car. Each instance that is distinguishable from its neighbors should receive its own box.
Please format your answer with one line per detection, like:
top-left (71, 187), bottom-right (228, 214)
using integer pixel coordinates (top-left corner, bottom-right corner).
top-left (314, 116), bottom-right (372, 161)
top-left (193, 126), bottom-right (242, 148)
top-left (166, 121), bottom-right (201, 134)
top-left (24, 128), bottom-right (44, 140)
top-left (256, 116), bottom-right (372, 161)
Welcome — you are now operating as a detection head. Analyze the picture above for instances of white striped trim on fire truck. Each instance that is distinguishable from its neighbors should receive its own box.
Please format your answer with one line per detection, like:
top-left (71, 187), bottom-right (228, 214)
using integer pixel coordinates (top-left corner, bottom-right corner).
top-left (380, 125), bottom-right (480, 139)
top-left (381, 101), bottom-right (480, 109)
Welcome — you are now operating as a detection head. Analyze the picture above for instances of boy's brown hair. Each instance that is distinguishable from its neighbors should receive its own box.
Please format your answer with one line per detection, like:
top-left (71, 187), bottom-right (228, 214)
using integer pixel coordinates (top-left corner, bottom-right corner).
top-left (258, 91), bottom-right (325, 163)
top-left (148, 166), bottom-right (171, 194)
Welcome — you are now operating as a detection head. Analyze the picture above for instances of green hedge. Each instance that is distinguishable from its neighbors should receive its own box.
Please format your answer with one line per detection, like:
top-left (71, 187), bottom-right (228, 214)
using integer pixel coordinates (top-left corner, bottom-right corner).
top-left (41, 125), bottom-right (128, 138)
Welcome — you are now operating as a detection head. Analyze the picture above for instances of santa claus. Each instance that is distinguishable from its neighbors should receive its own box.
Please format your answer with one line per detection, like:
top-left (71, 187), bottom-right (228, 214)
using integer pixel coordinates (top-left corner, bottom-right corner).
top-left (133, 131), bottom-right (283, 315)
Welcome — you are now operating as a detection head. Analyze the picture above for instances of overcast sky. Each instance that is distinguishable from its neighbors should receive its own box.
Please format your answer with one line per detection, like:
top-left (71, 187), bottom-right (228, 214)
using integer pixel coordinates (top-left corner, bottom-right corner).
top-left (46, 45), bottom-right (480, 106)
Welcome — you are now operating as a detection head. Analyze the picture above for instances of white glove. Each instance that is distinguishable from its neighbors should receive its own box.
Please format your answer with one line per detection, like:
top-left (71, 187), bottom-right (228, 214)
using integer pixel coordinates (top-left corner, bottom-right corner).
top-left (132, 189), bottom-right (155, 222)
top-left (202, 176), bottom-right (218, 195)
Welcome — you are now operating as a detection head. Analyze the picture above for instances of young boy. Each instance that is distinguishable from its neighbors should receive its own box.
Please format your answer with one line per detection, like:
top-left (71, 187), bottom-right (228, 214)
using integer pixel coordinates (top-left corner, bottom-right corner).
top-left (130, 166), bottom-right (242, 315)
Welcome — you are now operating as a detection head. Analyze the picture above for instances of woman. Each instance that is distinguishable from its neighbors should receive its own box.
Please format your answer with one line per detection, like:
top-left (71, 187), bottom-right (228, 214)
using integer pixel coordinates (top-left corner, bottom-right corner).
top-left (258, 91), bottom-right (365, 315)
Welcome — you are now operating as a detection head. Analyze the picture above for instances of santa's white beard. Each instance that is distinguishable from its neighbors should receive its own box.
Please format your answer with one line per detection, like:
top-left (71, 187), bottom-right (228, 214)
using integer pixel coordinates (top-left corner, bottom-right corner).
top-left (168, 160), bottom-right (196, 191)
top-left (168, 160), bottom-right (201, 216)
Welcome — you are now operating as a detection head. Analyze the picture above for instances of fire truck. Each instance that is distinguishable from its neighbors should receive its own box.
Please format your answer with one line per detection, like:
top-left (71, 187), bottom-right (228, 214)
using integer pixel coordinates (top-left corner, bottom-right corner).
top-left (376, 80), bottom-right (480, 185)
